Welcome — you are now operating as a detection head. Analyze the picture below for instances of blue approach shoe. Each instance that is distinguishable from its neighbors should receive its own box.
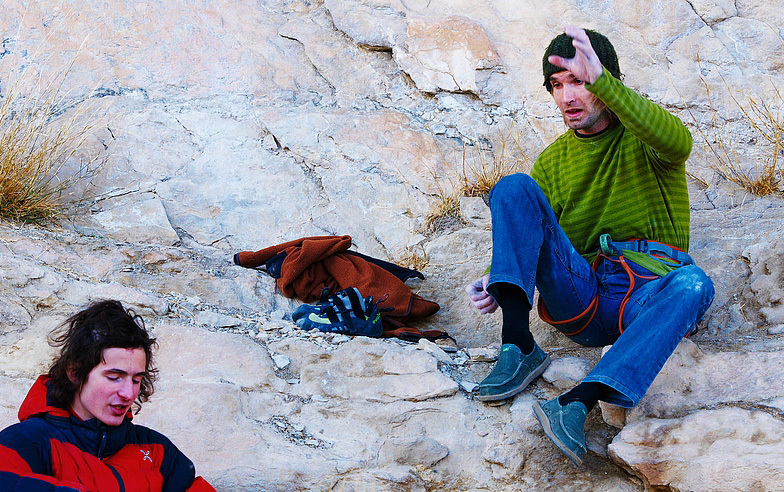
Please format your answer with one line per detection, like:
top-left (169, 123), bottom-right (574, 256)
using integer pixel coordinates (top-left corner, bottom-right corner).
top-left (477, 344), bottom-right (550, 402)
top-left (293, 287), bottom-right (383, 337)
top-left (533, 397), bottom-right (588, 466)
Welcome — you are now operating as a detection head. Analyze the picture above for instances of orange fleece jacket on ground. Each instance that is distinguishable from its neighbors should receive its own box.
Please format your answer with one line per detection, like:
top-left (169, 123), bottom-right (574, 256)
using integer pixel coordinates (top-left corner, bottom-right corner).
top-left (234, 235), bottom-right (439, 328)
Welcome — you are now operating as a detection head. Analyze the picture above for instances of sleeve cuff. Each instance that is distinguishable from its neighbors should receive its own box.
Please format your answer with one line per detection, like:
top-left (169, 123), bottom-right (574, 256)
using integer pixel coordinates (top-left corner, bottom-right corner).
top-left (586, 66), bottom-right (613, 94)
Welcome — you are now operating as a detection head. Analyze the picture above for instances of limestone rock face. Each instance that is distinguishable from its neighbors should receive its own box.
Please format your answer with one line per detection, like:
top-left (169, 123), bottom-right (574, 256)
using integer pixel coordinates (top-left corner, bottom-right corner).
top-left (394, 15), bottom-right (505, 97)
top-left (83, 192), bottom-right (180, 245)
top-left (0, 0), bottom-right (783, 490)
top-left (325, 0), bottom-right (408, 49)
top-left (297, 337), bottom-right (459, 402)
top-left (609, 408), bottom-right (784, 491)
top-left (632, 341), bottom-right (784, 421)
top-left (604, 339), bottom-right (784, 488)
top-left (542, 356), bottom-right (593, 390)
top-left (745, 238), bottom-right (784, 326)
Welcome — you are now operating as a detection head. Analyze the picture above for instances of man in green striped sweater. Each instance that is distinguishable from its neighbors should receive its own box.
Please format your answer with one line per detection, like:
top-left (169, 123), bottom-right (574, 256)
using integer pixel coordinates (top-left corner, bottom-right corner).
top-left (465, 26), bottom-right (715, 465)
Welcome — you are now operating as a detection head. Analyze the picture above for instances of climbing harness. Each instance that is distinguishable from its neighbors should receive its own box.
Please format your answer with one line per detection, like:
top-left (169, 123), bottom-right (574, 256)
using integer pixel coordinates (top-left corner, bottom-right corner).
top-left (538, 234), bottom-right (691, 337)
top-left (599, 234), bottom-right (693, 267)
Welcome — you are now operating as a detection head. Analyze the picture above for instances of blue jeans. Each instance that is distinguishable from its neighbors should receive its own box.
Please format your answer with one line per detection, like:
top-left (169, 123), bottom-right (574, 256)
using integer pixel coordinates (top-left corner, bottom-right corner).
top-left (486, 174), bottom-right (715, 407)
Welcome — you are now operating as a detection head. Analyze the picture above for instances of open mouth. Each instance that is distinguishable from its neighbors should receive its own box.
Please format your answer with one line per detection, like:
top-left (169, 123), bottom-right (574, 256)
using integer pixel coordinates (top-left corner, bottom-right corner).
top-left (109, 404), bottom-right (128, 416)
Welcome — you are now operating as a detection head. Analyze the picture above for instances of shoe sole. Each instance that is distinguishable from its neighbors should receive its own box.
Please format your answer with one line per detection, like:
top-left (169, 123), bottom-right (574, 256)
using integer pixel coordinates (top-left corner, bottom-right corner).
top-left (476, 354), bottom-right (551, 402)
top-left (532, 400), bottom-right (583, 466)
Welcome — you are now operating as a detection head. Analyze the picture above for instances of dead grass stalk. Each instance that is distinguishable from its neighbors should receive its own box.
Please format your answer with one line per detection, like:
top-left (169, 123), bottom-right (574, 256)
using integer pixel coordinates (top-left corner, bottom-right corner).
top-left (0, 47), bottom-right (106, 224)
top-left (424, 124), bottom-right (535, 234)
top-left (462, 125), bottom-right (534, 198)
top-left (691, 59), bottom-right (783, 197)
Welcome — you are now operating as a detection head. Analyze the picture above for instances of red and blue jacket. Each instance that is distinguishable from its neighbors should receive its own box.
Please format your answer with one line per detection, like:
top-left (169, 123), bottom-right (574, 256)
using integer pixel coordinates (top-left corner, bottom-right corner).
top-left (0, 376), bottom-right (215, 492)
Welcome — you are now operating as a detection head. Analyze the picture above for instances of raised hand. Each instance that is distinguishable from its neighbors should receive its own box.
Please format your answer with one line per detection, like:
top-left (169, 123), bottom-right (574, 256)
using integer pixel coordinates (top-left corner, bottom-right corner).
top-left (547, 25), bottom-right (604, 85)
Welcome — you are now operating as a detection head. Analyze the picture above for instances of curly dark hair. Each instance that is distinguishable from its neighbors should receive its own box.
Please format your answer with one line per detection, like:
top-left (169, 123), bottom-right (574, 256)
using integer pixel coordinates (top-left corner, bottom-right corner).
top-left (47, 300), bottom-right (159, 414)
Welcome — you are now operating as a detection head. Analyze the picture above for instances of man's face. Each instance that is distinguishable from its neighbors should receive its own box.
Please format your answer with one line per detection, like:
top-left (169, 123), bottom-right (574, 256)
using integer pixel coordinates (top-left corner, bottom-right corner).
top-left (549, 70), bottom-right (611, 135)
top-left (70, 347), bottom-right (147, 426)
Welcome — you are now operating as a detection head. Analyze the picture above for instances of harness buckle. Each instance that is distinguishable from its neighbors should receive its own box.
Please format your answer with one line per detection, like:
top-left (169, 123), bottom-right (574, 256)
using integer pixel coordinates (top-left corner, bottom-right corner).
top-left (599, 233), bottom-right (617, 256)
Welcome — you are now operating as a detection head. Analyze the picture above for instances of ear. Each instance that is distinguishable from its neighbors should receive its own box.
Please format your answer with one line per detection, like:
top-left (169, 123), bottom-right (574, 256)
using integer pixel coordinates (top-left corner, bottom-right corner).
top-left (66, 365), bottom-right (78, 385)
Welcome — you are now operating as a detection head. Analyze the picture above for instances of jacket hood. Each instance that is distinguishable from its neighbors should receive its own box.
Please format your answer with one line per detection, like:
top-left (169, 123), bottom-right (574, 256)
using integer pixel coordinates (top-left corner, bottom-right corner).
top-left (18, 375), bottom-right (70, 421)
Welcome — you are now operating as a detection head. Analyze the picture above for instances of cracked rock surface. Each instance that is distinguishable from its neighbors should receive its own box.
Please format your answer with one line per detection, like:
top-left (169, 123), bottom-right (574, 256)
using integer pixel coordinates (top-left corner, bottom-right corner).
top-left (1, 0), bottom-right (784, 490)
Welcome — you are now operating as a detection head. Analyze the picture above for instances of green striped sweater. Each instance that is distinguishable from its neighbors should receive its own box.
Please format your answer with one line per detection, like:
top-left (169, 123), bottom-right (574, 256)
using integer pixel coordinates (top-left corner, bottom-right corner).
top-left (530, 68), bottom-right (692, 273)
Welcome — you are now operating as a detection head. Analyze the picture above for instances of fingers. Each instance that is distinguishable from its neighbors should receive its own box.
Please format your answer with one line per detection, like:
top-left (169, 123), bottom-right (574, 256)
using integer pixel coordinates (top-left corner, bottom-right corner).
top-left (547, 26), bottom-right (590, 72)
top-left (465, 278), bottom-right (482, 296)
top-left (470, 292), bottom-right (498, 313)
top-left (465, 275), bottom-right (489, 296)
top-left (548, 54), bottom-right (569, 70)
top-left (564, 25), bottom-right (593, 54)
top-left (465, 275), bottom-right (498, 313)
top-left (551, 25), bottom-right (603, 84)
top-left (563, 25), bottom-right (586, 43)
top-left (466, 287), bottom-right (490, 303)
top-left (570, 36), bottom-right (595, 61)
top-left (478, 298), bottom-right (499, 314)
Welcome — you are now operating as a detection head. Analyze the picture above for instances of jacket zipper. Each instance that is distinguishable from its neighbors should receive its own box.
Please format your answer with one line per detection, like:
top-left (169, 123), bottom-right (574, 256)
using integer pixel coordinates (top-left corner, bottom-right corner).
top-left (97, 427), bottom-right (107, 458)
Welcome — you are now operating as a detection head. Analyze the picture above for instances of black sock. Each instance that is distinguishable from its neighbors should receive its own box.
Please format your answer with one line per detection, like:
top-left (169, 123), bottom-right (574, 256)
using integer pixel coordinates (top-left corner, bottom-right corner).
top-left (491, 282), bottom-right (535, 355)
top-left (558, 382), bottom-right (609, 412)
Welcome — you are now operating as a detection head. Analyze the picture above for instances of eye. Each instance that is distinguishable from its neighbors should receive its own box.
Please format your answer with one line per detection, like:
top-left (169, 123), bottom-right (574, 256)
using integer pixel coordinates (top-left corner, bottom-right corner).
top-left (132, 378), bottom-right (142, 385)
top-left (574, 79), bottom-right (584, 85)
top-left (107, 376), bottom-right (119, 382)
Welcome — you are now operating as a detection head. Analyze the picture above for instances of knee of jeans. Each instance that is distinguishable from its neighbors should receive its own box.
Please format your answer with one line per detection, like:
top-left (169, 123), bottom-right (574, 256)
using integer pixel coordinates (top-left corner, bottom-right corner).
top-left (489, 173), bottom-right (537, 207)
top-left (668, 266), bottom-right (715, 305)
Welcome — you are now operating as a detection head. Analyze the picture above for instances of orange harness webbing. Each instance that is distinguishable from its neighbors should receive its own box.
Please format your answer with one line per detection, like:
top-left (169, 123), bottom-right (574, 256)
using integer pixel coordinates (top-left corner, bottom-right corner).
top-left (537, 253), bottom-right (659, 336)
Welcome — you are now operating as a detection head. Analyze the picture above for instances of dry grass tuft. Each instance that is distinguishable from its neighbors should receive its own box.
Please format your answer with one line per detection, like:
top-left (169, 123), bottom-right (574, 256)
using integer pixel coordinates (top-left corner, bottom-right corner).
top-left (691, 62), bottom-right (783, 197)
top-left (423, 190), bottom-right (466, 234)
top-left (0, 54), bottom-right (106, 224)
top-left (391, 246), bottom-right (430, 271)
top-left (711, 94), bottom-right (783, 196)
top-left (424, 124), bottom-right (535, 235)
top-left (461, 125), bottom-right (534, 198)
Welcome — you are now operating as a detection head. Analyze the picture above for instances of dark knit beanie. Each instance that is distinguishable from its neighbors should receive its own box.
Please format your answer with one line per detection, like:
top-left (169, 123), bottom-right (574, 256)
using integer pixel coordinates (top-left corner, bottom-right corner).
top-left (543, 29), bottom-right (621, 92)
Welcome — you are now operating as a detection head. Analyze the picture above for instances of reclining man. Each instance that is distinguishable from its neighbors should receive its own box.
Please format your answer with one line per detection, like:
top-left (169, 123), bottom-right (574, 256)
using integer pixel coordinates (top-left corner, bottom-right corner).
top-left (0, 300), bottom-right (215, 491)
top-left (465, 26), bottom-right (714, 465)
